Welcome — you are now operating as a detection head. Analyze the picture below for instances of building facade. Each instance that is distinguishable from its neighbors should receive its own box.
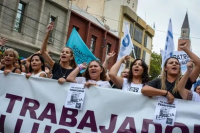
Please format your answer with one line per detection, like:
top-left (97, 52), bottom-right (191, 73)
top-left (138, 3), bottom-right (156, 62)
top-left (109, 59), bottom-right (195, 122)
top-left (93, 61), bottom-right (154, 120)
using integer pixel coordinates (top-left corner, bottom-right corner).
top-left (73, 0), bottom-right (138, 36)
top-left (67, 5), bottom-right (120, 69)
top-left (121, 6), bottom-right (154, 67)
top-left (72, 0), bottom-right (154, 67)
top-left (0, 0), bottom-right (70, 60)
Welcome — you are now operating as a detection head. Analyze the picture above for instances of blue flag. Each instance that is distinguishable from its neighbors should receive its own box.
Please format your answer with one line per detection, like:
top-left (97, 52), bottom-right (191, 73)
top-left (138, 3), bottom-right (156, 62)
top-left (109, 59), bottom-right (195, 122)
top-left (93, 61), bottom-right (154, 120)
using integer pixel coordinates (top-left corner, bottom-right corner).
top-left (66, 28), bottom-right (97, 65)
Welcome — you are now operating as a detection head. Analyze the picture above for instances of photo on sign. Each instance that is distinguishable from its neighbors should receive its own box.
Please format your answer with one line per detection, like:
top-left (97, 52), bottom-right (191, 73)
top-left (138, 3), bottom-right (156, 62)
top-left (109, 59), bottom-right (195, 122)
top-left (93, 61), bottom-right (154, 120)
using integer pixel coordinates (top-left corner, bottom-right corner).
top-left (159, 107), bottom-right (170, 117)
top-left (70, 92), bottom-right (79, 102)
top-left (129, 87), bottom-right (139, 92)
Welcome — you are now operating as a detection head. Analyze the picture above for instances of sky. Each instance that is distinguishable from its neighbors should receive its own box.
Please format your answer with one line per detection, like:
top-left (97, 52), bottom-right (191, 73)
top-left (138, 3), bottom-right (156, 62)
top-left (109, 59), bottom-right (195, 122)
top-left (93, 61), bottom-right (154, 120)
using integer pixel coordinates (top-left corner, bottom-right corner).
top-left (137, 0), bottom-right (200, 57)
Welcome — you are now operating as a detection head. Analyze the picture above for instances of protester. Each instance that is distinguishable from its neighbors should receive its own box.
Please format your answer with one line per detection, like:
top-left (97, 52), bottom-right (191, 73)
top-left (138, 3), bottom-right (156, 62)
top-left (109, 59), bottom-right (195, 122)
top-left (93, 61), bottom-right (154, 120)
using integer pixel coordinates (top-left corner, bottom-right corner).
top-left (0, 37), bottom-right (8, 47)
top-left (25, 54), bottom-right (47, 78)
top-left (141, 42), bottom-right (200, 103)
top-left (67, 60), bottom-right (112, 88)
top-left (0, 48), bottom-right (21, 74)
top-left (21, 60), bottom-right (29, 74)
top-left (109, 55), bottom-right (149, 92)
top-left (40, 22), bottom-right (76, 84)
top-left (45, 63), bottom-right (53, 78)
top-left (0, 37), bottom-right (8, 69)
top-left (121, 68), bottom-right (130, 78)
top-left (176, 60), bottom-right (200, 102)
top-left (0, 55), bottom-right (5, 69)
top-left (14, 58), bottom-right (22, 72)
top-left (194, 80), bottom-right (200, 95)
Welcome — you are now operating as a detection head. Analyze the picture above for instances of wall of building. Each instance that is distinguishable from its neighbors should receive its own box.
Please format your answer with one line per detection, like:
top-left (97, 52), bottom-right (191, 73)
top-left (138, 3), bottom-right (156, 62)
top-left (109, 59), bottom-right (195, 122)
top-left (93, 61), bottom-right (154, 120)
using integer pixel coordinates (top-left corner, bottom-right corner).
top-left (68, 11), bottom-right (120, 68)
top-left (73, 0), bottom-right (104, 19)
top-left (121, 6), bottom-right (154, 67)
top-left (0, 0), bottom-right (70, 60)
top-left (73, 0), bottom-right (138, 36)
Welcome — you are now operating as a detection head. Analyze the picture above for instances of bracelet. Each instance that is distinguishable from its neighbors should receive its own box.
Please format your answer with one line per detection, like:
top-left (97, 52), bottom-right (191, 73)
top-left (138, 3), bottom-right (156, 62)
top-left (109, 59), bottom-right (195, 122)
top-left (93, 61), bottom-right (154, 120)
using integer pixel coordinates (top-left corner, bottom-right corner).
top-left (78, 64), bottom-right (83, 71)
top-left (164, 90), bottom-right (168, 96)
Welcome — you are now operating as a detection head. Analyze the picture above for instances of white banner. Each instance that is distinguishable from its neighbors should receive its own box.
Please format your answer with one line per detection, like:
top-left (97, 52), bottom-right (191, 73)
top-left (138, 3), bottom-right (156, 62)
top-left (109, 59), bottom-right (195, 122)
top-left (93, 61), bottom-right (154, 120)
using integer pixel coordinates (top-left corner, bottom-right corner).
top-left (0, 73), bottom-right (200, 133)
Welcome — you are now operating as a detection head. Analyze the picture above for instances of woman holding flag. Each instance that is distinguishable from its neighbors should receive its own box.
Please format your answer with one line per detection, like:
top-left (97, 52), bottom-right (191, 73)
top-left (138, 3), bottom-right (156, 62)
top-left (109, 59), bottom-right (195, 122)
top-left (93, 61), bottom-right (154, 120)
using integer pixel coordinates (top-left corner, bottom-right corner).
top-left (108, 55), bottom-right (149, 92)
top-left (141, 42), bottom-right (200, 103)
top-left (40, 22), bottom-right (77, 84)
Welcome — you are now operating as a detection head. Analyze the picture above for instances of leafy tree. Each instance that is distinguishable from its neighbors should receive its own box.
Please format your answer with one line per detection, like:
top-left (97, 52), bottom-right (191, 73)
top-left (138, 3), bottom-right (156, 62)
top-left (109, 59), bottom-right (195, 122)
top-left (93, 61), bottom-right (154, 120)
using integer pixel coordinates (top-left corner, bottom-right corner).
top-left (149, 52), bottom-right (162, 80)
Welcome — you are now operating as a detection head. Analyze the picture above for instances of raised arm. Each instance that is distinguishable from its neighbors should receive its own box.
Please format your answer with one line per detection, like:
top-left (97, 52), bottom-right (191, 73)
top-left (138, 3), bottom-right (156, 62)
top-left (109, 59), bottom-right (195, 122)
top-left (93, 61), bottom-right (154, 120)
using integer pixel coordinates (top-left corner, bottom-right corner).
top-left (176, 60), bottom-right (193, 99)
top-left (109, 55), bottom-right (129, 89)
top-left (180, 42), bottom-right (200, 82)
top-left (102, 51), bottom-right (115, 70)
top-left (40, 22), bottom-right (55, 68)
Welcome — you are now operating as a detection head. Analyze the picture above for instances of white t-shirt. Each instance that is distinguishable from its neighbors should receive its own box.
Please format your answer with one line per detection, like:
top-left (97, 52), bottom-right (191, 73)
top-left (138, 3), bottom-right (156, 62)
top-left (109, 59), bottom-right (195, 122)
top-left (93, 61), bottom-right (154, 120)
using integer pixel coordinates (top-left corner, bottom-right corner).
top-left (75, 77), bottom-right (112, 88)
top-left (122, 78), bottom-right (143, 93)
top-left (192, 92), bottom-right (200, 102)
top-left (31, 71), bottom-right (47, 77)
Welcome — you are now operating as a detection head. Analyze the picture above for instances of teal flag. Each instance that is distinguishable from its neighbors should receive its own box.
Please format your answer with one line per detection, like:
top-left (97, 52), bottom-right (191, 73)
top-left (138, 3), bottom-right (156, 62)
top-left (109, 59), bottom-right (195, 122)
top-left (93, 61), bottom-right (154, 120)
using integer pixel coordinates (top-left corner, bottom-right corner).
top-left (66, 28), bottom-right (97, 65)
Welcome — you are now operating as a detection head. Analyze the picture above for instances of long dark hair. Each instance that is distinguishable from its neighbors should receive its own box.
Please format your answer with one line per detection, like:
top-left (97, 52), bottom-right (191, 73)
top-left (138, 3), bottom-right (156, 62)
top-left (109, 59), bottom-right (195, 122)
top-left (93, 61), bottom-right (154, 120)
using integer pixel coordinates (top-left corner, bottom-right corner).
top-left (128, 59), bottom-right (149, 84)
top-left (29, 54), bottom-right (45, 72)
top-left (83, 60), bottom-right (107, 81)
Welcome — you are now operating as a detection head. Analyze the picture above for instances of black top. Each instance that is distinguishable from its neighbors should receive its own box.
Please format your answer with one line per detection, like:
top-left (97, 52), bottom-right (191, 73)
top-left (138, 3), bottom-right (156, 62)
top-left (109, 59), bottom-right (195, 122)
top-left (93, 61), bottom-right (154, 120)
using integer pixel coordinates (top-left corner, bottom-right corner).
top-left (147, 78), bottom-right (194, 99)
top-left (0, 67), bottom-right (17, 73)
top-left (109, 80), bottom-right (118, 89)
top-left (52, 63), bottom-right (74, 80)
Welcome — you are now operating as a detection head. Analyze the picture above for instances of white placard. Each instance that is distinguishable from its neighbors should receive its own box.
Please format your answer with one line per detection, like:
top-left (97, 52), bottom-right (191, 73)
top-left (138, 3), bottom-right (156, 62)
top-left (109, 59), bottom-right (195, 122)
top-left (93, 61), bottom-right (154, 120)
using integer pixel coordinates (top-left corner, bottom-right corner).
top-left (173, 51), bottom-right (190, 75)
top-left (65, 83), bottom-right (85, 110)
top-left (153, 97), bottom-right (178, 126)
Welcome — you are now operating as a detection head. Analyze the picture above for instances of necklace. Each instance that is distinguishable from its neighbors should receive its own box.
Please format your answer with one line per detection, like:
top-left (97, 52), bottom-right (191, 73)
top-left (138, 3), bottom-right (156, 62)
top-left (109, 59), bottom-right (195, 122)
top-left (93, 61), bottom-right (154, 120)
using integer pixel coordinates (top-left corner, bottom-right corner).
top-left (60, 66), bottom-right (68, 78)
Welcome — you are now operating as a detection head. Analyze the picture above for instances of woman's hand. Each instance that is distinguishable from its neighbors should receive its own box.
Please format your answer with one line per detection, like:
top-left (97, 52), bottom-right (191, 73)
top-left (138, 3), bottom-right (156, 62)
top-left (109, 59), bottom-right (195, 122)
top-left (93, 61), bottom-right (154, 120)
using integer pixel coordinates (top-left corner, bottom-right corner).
top-left (166, 91), bottom-right (175, 104)
top-left (25, 73), bottom-right (31, 79)
top-left (84, 82), bottom-right (97, 88)
top-left (78, 62), bottom-right (87, 71)
top-left (58, 77), bottom-right (66, 84)
top-left (46, 22), bottom-right (54, 33)
top-left (179, 42), bottom-right (188, 51)
top-left (105, 51), bottom-right (115, 63)
top-left (121, 55), bottom-right (130, 63)
top-left (4, 70), bottom-right (11, 75)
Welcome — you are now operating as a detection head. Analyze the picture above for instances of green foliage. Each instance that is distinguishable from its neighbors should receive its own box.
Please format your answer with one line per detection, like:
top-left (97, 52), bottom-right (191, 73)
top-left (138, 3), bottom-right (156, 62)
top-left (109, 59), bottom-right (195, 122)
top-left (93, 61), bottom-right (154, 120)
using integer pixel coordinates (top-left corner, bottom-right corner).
top-left (149, 52), bottom-right (162, 80)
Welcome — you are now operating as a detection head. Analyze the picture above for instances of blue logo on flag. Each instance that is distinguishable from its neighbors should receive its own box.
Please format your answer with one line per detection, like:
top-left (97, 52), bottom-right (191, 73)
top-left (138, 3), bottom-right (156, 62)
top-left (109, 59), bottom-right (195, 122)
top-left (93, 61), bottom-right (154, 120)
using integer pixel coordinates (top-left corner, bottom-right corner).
top-left (122, 35), bottom-right (130, 47)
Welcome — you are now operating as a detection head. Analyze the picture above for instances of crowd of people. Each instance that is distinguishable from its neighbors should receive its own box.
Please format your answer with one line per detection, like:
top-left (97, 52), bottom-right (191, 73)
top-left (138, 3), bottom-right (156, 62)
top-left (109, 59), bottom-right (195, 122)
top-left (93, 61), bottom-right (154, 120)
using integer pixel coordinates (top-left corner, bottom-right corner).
top-left (1, 22), bottom-right (200, 104)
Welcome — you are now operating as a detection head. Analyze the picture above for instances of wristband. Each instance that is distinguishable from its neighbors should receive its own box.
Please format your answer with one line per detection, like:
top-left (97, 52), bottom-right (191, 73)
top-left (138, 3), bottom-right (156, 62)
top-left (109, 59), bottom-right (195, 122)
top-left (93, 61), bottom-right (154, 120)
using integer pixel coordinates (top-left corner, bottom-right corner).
top-left (164, 90), bottom-right (168, 96)
top-left (78, 64), bottom-right (83, 71)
